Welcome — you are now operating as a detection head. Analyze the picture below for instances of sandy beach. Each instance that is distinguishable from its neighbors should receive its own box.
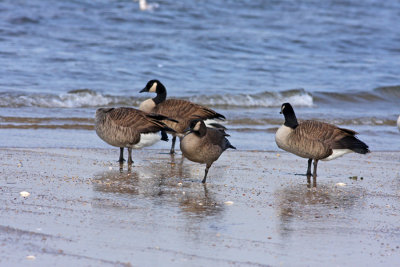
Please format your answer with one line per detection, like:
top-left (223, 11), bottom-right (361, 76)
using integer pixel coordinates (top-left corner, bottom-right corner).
top-left (0, 148), bottom-right (399, 266)
top-left (2, 0), bottom-right (400, 266)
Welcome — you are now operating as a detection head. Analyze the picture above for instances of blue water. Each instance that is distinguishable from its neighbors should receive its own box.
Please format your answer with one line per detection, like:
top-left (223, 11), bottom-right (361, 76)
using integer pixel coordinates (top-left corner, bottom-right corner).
top-left (0, 0), bottom-right (399, 150)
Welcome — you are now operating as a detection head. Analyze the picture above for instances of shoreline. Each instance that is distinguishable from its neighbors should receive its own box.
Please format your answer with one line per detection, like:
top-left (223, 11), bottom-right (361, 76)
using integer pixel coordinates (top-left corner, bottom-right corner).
top-left (2, 146), bottom-right (400, 153)
top-left (1, 148), bottom-right (399, 266)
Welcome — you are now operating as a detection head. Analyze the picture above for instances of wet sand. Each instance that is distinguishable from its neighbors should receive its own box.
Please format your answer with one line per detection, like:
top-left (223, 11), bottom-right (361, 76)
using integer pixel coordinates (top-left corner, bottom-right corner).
top-left (0, 148), bottom-right (399, 266)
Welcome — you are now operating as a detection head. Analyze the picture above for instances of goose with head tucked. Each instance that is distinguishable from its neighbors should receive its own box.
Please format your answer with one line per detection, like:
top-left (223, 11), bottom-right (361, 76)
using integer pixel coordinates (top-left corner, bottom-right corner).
top-left (180, 119), bottom-right (236, 183)
top-left (95, 107), bottom-right (176, 164)
top-left (139, 80), bottom-right (226, 154)
top-left (275, 103), bottom-right (370, 187)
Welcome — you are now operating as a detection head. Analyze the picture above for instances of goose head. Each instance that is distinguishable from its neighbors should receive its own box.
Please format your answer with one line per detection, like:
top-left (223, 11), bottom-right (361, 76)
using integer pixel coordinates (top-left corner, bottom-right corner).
top-left (140, 79), bottom-right (167, 105)
top-left (140, 80), bottom-right (166, 94)
top-left (280, 103), bottom-right (299, 129)
top-left (184, 119), bottom-right (207, 137)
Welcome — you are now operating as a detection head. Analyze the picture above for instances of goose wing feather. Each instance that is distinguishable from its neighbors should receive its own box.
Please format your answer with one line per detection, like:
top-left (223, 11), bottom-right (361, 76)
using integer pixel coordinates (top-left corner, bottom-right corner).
top-left (290, 120), bottom-right (362, 158)
top-left (288, 121), bottom-right (337, 159)
top-left (155, 99), bottom-right (225, 120)
top-left (294, 121), bottom-right (347, 143)
top-left (106, 107), bottom-right (166, 133)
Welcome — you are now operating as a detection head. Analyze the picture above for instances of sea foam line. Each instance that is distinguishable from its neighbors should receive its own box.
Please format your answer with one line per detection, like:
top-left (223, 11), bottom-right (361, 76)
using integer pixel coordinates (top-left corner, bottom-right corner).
top-left (0, 89), bottom-right (314, 108)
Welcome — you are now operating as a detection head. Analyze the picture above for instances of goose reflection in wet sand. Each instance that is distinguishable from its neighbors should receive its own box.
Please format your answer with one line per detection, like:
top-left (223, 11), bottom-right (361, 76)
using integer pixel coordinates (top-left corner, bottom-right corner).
top-left (275, 184), bottom-right (364, 238)
top-left (92, 160), bottom-right (223, 218)
top-left (179, 184), bottom-right (223, 217)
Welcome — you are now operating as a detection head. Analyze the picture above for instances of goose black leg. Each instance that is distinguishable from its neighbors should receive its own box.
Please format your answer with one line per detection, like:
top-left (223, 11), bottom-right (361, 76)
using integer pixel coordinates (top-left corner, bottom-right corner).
top-left (306, 159), bottom-right (312, 176)
top-left (202, 163), bottom-right (211, 184)
top-left (127, 148), bottom-right (133, 165)
top-left (118, 147), bottom-right (125, 163)
top-left (306, 158), bottom-right (312, 187)
top-left (313, 159), bottom-right (319, 187)
top-left (170, 136), bottom-right (176, 154)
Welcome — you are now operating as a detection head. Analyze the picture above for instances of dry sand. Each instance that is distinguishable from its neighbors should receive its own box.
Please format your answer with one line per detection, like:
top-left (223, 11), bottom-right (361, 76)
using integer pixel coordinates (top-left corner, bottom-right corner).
top-left (0, 148), bottom-right (399, 266)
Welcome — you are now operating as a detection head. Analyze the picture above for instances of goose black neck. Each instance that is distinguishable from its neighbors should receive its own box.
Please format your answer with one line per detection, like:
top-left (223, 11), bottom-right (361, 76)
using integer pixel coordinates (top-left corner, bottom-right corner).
top-left (152, 83), bottom-right (166, 105)
top-left (195, 122), bottom-right (207, 137)
top-left (284, 111), bottom-right (299, 129)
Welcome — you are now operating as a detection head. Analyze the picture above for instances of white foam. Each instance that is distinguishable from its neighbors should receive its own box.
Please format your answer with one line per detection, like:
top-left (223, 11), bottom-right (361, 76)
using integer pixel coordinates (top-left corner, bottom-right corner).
top-left (0, 91), bottom-right (113, 108)
top-left (189, 89), bottom-right (313, 108)
top-left (54, 92), bottom-right (111, 108)
top-left (0, 89), bottom-right (313, 108)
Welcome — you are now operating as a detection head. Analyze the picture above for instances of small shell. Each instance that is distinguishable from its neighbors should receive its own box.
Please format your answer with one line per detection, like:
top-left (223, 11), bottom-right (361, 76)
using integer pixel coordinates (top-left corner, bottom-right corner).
top-left (335, 182), bottom-right (346, 187)
top-left (20, 191), bottom-right (30, 197)
top-left (108, 167), bottom-right (112, 170)
top-left (224, 201), bottom-right (234, 205)
top-left (26, 255), bottom-right (36, 260)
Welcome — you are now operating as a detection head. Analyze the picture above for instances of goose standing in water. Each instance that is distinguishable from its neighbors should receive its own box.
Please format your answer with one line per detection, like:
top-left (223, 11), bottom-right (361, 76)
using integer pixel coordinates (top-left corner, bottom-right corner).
top-left (180, 119), bottom-right (235, 183)
top-left (95, 107), bottom-right (176, 164)
top-left (275, 103), bottom-right (369, 187)
top-left (139, 80), bottom-right (226, 154)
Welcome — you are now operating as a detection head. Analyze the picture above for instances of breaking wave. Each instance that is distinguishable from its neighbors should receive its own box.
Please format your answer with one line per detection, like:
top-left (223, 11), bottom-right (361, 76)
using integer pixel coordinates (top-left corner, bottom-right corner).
top-left (0, 88), bottom-right (313, 108)
top-left (313, 85), bottom-right (400, 104)
top-left (0, 85), bottom-right (399, 109)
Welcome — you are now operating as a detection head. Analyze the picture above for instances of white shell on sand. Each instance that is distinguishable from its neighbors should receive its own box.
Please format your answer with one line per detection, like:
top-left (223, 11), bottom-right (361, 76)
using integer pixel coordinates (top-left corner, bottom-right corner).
top-left (224, 201), bottom-right (234, 205)
top-left (335, 183), bottom-right (346, 187)
top-left (26, 255), bottom-right (36, 260)
top-left (20, 191), bottom-right (30, 197)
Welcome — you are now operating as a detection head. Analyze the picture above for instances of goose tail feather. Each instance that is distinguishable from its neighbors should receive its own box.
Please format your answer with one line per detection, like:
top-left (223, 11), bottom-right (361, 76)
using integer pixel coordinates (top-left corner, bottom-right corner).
top-left (334, 135), bottom-right (370, 154)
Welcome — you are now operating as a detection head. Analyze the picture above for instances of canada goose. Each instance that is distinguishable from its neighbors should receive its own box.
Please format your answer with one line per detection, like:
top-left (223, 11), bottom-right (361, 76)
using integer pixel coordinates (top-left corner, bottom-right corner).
top-left (275, 103), bottom-right (369, 186)
top-left (180, 119), bottom-right (236, 183)
top-left (139, 80), bottom-right (226, 154)
top-left (95, 107), bottom-right (176, 164)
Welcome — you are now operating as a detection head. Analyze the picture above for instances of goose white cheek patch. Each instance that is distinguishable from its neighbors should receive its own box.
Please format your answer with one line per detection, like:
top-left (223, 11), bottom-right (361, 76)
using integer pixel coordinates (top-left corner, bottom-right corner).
top-left (193, 122), bottom-right (201, 131)
top-left (149, 82), bottom-right (158, 92)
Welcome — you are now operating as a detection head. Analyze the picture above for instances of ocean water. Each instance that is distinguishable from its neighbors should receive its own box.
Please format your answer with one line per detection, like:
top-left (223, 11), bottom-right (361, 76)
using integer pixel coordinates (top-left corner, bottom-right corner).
top-left (0, 0), bottom-right (399, 151)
